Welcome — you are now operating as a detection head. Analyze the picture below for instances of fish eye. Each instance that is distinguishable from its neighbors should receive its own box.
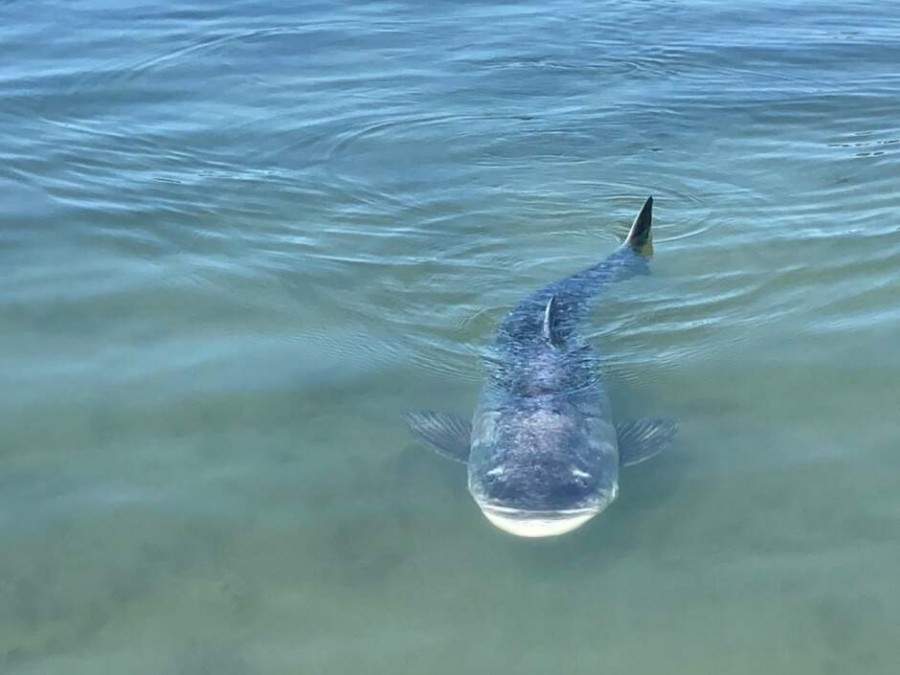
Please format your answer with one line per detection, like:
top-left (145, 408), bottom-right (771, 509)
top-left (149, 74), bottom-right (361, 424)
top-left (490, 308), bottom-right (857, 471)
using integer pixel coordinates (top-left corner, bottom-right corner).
top-left (570, 468), bottom-right (591, 487)
top-left (485, 466), bottom-right (507, 484)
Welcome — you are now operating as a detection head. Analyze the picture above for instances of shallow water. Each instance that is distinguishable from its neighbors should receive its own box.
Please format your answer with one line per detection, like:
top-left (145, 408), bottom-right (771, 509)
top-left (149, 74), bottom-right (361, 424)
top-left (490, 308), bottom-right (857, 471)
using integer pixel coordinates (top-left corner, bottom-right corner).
top-left (2, 0), bottom-right (899, 673)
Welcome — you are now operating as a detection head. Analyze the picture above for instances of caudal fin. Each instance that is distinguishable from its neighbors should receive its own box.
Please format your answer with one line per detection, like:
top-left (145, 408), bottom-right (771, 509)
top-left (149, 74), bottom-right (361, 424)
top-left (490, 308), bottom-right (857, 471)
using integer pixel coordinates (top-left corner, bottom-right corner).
top-left (624, 196), bottom-right (653, 257)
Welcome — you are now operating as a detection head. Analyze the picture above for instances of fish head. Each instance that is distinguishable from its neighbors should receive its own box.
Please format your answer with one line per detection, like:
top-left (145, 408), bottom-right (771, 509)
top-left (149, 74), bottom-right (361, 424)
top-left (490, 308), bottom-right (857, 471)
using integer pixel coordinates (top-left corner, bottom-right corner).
top-left (468, 407), bottom-right (618, 538)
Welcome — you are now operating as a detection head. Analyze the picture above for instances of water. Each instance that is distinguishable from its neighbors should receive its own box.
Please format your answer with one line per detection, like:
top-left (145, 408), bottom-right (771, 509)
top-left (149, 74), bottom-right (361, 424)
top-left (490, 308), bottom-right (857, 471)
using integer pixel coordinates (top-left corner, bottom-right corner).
top-left (1, 0), bottom-right (899, 672)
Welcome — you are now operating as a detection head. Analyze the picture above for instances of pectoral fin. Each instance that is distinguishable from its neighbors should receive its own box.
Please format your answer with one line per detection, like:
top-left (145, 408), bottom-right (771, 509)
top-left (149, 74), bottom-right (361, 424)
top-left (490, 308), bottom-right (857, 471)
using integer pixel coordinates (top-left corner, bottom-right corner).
top-left (616, 417), bottom-right (677, 467)
top-left (405, 411), bottom-right (471, 464)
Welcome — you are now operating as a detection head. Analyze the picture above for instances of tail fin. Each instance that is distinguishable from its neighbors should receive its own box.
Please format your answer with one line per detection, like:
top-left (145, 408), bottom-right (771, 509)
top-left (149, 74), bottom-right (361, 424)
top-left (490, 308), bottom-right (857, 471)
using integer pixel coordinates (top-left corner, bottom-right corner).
top-left (624, 196), bottom-right (653, 257)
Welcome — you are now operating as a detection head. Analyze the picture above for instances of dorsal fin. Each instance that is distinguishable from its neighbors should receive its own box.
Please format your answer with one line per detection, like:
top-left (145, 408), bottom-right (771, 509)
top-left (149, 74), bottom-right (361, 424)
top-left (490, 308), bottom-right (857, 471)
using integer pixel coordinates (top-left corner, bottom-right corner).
top-left (624, 196), bottom-right (653, 257)
top-left (542, 295), bottom-right (565, 347)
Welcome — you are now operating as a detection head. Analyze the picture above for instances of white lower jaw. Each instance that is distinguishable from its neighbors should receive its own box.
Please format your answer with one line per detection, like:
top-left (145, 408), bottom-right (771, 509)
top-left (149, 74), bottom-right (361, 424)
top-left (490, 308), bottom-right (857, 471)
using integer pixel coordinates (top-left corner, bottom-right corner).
top-left (477, 503), bottom-right (602, 538)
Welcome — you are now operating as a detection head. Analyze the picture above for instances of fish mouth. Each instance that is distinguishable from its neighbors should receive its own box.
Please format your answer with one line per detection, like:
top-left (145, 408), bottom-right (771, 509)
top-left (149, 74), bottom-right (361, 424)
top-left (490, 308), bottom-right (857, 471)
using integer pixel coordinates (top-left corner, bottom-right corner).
top-left (476, 503), bottom-right (602, 538)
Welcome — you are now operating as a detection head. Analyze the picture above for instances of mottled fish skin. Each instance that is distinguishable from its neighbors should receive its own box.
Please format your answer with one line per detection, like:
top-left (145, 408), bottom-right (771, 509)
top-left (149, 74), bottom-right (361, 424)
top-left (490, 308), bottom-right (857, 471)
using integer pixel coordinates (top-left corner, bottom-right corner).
top-left (467, 198), bottom-right (654, 534)
top-left (407, 197), bottom-right (674, 538)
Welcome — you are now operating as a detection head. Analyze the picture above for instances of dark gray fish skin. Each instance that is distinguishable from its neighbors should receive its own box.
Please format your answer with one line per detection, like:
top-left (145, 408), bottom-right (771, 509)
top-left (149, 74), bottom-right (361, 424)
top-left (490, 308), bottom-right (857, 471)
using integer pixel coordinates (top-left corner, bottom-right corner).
top-left (468, 201), bottom-right (653, 532)
top-left (407, 197), bottom-right (675, 537)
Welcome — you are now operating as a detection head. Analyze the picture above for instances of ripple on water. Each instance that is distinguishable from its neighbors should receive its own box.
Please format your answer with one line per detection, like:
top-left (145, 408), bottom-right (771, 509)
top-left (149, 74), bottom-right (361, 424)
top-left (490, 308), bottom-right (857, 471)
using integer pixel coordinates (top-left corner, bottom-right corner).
top-left (368, 165), bottom-right (775, 386)
top-left (12, 2), bottom-right (892, 400)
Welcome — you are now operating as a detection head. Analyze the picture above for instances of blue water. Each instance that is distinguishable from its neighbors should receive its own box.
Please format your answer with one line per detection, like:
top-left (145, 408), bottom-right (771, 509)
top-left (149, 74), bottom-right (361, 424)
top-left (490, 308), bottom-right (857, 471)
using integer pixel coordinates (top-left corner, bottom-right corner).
top-left (2, 1), bottom-right (899, 673)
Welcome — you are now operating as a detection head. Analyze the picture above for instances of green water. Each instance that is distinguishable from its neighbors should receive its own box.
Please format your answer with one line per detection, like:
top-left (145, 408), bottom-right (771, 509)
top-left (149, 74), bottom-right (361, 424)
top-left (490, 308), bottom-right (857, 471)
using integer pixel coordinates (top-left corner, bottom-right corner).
top-left (2, 0), bottom-right (899, 673)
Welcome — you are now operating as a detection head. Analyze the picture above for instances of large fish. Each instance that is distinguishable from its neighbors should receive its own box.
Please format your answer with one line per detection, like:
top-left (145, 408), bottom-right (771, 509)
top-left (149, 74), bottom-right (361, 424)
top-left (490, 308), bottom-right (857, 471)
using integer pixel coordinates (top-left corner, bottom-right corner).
top-left (407, 197), bottom-right (676, 538)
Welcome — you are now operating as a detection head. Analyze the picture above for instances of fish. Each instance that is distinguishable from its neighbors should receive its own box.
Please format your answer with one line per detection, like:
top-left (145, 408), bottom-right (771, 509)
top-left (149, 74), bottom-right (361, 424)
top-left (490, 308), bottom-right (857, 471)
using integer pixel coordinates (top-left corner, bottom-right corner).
top-left (406, 197), bottom-right (677, 538)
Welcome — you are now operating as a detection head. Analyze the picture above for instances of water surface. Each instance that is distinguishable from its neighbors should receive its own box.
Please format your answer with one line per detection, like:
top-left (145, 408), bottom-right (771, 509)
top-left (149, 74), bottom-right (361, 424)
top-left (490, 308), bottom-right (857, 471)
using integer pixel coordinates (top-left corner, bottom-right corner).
top-left (1, 0), bottom-right (899, 673)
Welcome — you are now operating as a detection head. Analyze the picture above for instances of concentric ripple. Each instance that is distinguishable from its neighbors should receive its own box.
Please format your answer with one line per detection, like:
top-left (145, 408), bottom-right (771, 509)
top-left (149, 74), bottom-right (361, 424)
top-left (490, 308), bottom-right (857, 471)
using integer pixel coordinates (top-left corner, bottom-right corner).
top-left (3, 0), bottom-right (898, 397)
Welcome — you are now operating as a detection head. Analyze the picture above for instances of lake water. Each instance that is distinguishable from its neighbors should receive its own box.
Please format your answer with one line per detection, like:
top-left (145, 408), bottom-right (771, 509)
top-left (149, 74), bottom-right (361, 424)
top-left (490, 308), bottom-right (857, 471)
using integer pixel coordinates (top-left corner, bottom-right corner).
top-left (2, 0), bottom-right (899, 673)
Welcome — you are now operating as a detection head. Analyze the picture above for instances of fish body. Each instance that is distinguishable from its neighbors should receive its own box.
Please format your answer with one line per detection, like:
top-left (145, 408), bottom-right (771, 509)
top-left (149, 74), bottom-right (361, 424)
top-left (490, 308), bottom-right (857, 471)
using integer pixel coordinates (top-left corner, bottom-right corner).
top-left (408, 197), bottom-right (676, 537)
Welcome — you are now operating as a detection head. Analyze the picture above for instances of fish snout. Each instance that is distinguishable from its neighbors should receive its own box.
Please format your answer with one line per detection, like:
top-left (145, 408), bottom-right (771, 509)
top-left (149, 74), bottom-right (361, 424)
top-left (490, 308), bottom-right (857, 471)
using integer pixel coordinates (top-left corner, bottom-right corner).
top-left (475, 496), bottom-right (612, 538)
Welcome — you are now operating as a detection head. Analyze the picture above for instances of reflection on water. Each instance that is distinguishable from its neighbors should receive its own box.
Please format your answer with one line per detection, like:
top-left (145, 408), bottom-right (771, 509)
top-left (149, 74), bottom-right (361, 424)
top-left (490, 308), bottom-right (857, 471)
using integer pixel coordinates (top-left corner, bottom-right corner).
top-left (1, 0), bottom-right (899, 673)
